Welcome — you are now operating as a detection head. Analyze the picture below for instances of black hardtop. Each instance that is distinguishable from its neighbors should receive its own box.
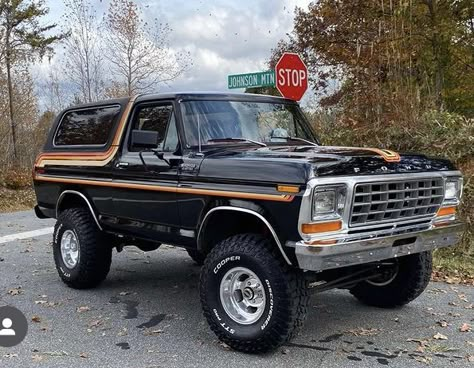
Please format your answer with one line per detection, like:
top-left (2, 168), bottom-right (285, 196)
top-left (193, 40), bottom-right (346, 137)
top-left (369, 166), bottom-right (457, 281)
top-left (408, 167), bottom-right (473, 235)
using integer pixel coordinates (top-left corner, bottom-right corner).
top-left (135, 91), bottom-right (297, 105)
top-left (61, 92), bottom-right (297, 112)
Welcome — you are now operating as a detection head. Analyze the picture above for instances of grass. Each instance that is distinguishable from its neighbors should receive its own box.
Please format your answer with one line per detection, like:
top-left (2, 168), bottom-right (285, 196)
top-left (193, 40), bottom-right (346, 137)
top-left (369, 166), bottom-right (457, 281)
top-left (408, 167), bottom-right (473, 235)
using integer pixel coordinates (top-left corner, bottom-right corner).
top-left (432, 248), bottom-right (474, 285)
top-left (0, 187), bottom-right (36, 213)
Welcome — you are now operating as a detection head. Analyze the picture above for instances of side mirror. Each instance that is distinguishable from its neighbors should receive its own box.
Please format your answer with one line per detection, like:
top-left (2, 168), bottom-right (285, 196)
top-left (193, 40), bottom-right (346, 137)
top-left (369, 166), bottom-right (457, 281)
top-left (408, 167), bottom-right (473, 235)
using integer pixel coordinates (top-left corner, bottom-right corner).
top-left (131, 130), bottom-right (159, 150)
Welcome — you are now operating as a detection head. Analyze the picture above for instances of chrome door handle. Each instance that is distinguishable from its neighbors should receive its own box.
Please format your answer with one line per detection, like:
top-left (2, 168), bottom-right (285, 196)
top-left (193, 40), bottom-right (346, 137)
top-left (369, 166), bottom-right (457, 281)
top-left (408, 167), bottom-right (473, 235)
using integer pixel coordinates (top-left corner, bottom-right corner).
top-left (116, 162), bottom-right (129, 168)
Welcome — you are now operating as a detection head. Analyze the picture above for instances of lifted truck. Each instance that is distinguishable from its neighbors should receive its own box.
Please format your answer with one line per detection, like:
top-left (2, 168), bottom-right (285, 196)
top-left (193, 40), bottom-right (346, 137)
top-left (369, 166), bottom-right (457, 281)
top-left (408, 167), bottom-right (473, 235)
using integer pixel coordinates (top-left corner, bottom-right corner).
top-left (33, 92), bottom-right (464, 353)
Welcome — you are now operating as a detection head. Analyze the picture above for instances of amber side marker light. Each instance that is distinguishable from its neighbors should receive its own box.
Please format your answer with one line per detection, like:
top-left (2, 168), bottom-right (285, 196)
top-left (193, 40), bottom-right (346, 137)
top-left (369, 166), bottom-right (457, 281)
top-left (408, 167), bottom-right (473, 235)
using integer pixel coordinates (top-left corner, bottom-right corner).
top-left (436, 206), bottom-right (456, 217)
top-left (301, 220), bottom-right (342, 234)
top-left (277, 185), bottom-right (300, 193)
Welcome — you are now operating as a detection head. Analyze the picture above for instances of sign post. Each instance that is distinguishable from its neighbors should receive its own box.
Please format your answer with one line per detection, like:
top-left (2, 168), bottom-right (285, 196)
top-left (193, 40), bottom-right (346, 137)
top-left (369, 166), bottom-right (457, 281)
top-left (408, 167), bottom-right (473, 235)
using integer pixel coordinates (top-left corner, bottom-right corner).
top-left (227, 53), bottom-right (308, 101)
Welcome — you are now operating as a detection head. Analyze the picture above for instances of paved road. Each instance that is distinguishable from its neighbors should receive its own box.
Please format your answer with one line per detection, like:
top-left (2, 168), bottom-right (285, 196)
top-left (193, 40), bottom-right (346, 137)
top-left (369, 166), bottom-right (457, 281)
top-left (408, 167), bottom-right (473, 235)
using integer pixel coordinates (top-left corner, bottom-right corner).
top-left (0, 210), bottom-right (472, 368)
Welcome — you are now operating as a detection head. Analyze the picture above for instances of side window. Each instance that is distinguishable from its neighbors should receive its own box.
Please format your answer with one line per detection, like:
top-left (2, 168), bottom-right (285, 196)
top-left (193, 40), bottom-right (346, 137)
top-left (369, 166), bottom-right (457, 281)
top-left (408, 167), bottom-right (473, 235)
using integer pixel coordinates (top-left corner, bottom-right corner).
top-left (54, 105), bottom-right (121, 146)
top-left (130, 104), bottom-right (178, 152)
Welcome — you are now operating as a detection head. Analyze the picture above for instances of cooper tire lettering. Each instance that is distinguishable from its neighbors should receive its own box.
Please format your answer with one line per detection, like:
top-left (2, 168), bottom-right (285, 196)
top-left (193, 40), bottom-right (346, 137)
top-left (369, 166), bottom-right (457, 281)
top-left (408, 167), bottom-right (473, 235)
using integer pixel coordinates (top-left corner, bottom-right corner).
top-left (213, 255), bottom-right (240, 274)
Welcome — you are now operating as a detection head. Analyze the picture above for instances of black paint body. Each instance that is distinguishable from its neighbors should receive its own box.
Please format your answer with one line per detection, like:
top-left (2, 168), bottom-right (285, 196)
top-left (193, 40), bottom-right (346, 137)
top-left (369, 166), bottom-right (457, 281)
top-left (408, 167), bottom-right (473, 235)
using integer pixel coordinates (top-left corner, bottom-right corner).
top-left (33, 92), bottom-right (456, 262)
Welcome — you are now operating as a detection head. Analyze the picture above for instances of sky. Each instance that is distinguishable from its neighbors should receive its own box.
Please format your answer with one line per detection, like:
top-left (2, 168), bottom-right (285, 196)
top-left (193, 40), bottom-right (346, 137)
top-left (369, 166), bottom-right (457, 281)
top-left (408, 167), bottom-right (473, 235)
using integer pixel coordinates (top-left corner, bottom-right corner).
top-left (37, 0), bottom-right (313, 105)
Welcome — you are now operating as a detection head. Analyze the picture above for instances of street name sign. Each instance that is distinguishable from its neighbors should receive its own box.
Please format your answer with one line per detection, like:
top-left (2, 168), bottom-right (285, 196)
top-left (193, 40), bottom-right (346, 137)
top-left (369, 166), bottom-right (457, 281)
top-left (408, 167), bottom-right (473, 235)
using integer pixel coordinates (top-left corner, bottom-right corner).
top-left (228, 70), bottom-right (275, 89)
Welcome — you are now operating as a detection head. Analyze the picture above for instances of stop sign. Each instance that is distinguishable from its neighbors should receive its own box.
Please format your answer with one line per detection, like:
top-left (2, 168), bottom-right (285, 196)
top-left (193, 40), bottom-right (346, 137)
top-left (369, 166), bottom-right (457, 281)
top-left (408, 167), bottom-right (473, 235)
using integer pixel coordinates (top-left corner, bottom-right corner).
top-left (275, 53), bottom-right (308, 101)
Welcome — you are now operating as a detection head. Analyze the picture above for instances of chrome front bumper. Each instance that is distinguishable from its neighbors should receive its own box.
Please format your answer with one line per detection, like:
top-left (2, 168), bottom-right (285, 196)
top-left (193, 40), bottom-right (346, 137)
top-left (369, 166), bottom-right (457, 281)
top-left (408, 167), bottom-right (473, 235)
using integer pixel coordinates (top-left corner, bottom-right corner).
top-left (291, 222), bottom-right (464, 272)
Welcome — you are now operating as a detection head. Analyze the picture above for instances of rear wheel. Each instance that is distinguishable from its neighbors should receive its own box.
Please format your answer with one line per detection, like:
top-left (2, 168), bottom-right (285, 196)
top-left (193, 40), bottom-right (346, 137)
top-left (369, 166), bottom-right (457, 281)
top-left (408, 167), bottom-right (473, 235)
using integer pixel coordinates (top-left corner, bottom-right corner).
top-left (350, 252), bottom-right (432, 308)
top-left (53, 207), bottom-right (112, 289)
top-left (200, 234), bottom-right (308, 353)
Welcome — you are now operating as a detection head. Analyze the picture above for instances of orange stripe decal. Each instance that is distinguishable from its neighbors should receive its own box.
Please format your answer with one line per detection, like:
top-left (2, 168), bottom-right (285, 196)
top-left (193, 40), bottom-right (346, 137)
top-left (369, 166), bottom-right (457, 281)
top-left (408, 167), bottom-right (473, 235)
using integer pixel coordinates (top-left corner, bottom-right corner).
top-left (34, 96), bottom-right (137, 168)
top-left (33, 175), bottom-right (295, 202)
top-left (324, 146), bottom-right (401, 163)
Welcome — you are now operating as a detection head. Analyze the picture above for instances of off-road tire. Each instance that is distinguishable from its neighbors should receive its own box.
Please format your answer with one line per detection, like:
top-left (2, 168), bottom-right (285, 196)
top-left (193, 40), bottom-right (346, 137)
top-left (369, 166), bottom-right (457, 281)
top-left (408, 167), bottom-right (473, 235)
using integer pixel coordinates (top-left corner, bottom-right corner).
top-left (350, 251), bottom-right (432, 308)
top-left (53, 207), bottom-right (112, 289)
top-left (200, 233), bottom-right (309, 353)
top-left (187, 248), bottom-right (206, 265)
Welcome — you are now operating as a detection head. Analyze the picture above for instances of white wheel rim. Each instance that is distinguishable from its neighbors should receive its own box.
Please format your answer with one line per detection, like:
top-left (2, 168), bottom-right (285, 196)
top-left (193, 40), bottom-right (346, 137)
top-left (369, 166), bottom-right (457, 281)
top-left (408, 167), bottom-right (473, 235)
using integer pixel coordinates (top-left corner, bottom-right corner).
top-left (219, 267), bottom-right (266, 325)
top-left (60, 230), bottom-right (80, 269)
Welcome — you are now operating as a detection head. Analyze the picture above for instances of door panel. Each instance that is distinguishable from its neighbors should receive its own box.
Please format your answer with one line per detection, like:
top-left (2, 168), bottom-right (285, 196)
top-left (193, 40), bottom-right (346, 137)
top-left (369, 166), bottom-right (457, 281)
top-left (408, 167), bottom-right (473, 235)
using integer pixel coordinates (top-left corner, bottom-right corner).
top-left (108, 101), bottom-right (181, 243)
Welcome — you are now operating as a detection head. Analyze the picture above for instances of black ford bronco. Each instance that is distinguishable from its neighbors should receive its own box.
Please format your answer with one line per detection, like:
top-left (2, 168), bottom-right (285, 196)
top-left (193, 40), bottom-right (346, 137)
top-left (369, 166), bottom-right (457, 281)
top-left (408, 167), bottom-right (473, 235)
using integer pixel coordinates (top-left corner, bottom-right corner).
top-left (33, 92), bottom-right (464, 353)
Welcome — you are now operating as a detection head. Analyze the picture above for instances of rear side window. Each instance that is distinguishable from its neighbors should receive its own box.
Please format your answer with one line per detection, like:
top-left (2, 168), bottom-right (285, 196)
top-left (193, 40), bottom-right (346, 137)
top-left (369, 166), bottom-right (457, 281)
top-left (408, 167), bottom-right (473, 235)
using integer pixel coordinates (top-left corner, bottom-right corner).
top-left (54, 105), bottom-right (121, 146)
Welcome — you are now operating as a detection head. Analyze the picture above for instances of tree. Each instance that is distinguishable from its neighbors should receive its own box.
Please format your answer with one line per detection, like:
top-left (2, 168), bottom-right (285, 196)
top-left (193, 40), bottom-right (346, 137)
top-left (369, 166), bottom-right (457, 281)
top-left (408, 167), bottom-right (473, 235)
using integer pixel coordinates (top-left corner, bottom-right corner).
top-left (62, 0), bottom-right (104, 103)
top-left (0, 0), bottom-right (62, 161)
top-left (272, 0), bottom-right (474, 119)
top-left (245, 86), bottom-right (280, 96)
top-left (103, 0), bottom-right (191, 97)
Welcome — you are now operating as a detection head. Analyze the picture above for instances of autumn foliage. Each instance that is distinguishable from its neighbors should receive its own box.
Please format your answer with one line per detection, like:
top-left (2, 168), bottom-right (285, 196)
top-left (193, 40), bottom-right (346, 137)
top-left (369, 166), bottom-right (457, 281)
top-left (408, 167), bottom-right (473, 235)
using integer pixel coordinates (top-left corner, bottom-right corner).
top-left (271, 0), bottom-right (474, 258)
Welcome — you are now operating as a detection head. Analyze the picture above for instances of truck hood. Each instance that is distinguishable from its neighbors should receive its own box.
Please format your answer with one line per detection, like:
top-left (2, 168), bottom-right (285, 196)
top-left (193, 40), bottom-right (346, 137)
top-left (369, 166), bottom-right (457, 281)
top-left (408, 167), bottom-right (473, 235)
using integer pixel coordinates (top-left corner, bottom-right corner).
top-left (197, 145), bottom-right (456, 185)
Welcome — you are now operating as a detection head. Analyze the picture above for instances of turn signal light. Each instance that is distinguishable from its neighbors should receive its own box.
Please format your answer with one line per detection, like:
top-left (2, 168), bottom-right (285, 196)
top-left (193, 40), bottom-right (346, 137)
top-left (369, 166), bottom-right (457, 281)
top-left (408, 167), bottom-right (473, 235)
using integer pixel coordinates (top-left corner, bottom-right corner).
top-left (277, 185), bottom-right (300, 193)
top-left (436, 206), bottom-right (456, 217)
top-left (301, 220), bottom-right (342, 234)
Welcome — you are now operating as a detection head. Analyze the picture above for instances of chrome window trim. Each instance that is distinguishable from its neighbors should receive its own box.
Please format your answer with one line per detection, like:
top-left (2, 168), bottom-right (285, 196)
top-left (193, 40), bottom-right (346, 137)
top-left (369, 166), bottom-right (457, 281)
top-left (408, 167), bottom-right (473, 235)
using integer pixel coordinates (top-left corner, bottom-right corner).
top-left (56, 190), bottom-right (103, 231)
top-left (298, 170), bottom-right (462, 242)
top-left (197, 206), bottom-right (292, 265)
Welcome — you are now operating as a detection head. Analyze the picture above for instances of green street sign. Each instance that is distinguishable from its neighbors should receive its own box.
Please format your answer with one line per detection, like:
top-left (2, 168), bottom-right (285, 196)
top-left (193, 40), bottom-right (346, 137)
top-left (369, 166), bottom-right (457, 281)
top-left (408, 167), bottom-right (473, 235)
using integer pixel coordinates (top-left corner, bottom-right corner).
top-left (228, 70), bottom-right (275, 89)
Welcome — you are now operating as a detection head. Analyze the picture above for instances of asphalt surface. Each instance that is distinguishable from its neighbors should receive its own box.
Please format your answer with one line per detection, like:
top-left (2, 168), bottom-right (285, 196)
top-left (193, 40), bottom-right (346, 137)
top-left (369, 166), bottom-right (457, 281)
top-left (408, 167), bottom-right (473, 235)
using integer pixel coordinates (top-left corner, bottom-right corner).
top-left (0, 210), bottom-right (472, 368)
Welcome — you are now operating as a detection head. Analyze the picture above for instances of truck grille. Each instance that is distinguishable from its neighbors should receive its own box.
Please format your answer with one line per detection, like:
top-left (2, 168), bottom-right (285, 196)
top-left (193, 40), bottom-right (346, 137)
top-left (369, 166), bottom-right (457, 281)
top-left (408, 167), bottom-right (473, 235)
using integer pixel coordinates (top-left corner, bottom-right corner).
top-left (350, 178), bottom-right (444, 227)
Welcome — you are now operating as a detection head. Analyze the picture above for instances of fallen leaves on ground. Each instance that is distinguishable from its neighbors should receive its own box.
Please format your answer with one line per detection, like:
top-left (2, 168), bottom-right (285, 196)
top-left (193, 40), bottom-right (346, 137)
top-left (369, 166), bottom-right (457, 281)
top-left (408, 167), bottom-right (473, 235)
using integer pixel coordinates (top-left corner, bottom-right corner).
top-left (413, 355), bottom-right (432, 364)
top-left (88, 319), bottom-right (103, 328)
top-left (433, 332), bottom-right (448, 340)
top-left (7, 287), bottom-right (23, 296)
top-left (79, 352), bottom-right (89, 359)
top-left (42, 351), bottom-right (68, 357)
top-left (31, 315), bottom-right (41, 323)
top-left (31, 354), bottom-right (43, 362)
top-left (437, 320), bottom-right (448, 327)
top-left (77, 306), bottom-right (91, 313)
top-left (345, 327), bottom-right (380, 336)
top-left (142, 329), bottom-right (164, 336)
top-left (460, 323), bottom-right (471, 332)
top-left (218, 341), bottom-right (231, 350)
top-left (431, 269), bottom-right (474, 286)
top-left (3, 354), bottom-right (18, 358)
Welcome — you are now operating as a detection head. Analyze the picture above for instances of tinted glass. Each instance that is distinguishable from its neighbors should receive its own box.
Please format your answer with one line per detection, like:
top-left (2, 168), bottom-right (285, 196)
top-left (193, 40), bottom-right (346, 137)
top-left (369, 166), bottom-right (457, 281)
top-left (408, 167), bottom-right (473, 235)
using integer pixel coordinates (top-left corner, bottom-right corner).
top-left (55, 106), bottom-right (121, 146)
top-left (181, 100), bottom-right (315, 148)
top-left (131, 104), bottom-right (177, 152)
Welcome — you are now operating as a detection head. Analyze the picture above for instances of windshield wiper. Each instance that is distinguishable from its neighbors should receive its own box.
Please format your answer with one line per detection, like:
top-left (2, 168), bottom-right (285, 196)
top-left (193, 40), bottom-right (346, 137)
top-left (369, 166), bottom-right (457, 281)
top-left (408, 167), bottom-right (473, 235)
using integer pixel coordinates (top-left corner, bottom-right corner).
top-left (279, 136), bottom-right (318, 146)
top-left (207, 137), bottom-right (267, 147)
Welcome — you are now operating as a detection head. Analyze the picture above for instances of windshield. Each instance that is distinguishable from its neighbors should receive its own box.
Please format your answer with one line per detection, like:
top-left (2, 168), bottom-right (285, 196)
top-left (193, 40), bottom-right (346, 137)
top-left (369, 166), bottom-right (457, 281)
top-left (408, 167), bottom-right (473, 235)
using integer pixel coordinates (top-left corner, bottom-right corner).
top-left (180, 100), bottom-right (317, 149)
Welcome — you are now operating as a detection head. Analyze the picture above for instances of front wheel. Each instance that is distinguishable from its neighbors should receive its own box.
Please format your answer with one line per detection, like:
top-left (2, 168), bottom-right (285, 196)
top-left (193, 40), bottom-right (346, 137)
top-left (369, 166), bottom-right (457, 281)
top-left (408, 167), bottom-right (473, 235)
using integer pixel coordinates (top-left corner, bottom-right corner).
top-left (200, 234), bottom-right (308, 353)
top-left (350, 251), bottom-right (432, 308)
